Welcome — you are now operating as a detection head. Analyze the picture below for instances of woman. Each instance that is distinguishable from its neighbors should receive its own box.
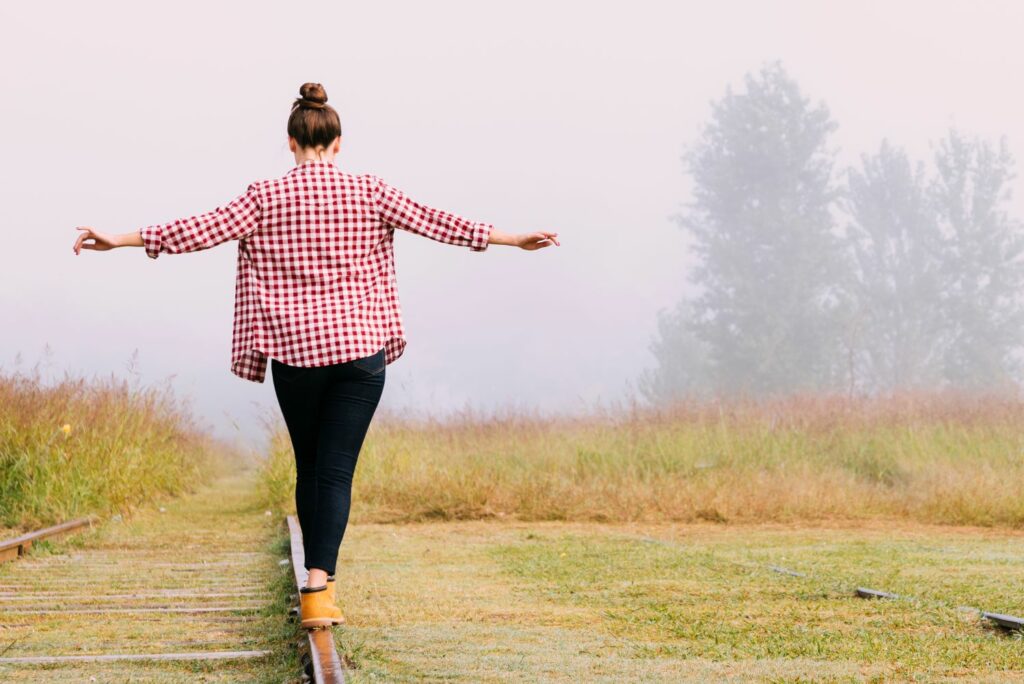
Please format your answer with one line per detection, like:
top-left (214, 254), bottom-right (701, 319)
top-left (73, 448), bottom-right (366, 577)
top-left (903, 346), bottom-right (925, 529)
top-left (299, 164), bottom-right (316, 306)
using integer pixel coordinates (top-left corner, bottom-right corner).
top-left (72, 82), bottom-right (559, 628)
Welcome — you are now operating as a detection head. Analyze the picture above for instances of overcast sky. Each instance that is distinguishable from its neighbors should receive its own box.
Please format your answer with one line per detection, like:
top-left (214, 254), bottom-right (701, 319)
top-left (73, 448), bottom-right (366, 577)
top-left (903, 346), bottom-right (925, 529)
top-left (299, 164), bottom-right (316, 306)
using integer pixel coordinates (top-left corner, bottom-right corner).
top-left (3, 1), bottom-right (1024, 450)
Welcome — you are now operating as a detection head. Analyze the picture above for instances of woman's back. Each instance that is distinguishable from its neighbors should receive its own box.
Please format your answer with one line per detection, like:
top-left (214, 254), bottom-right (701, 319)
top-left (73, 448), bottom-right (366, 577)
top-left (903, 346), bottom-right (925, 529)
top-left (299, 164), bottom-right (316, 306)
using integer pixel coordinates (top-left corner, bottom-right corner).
top-left (233, 159), bottom-right (492, 381)
top-left (249, 162), bottom-right (393, 327)
top-left (134, 158), bottom-right (493, 382)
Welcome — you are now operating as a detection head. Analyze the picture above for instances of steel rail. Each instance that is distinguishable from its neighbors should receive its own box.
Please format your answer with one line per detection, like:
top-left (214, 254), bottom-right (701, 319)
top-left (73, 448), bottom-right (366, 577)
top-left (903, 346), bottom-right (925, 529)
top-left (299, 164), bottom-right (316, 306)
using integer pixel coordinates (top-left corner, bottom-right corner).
top-left (0, 516), bottom-right (98, 563)
top-left (980, 611), bottom-right (1024, 631)
top-left (285, 515), bottom-right (346, 683)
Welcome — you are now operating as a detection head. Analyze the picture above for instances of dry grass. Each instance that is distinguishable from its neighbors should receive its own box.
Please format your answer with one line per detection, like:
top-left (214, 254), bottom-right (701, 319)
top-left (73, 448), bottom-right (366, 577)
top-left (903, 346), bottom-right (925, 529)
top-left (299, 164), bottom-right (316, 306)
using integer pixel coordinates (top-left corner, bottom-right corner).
top-left (258, 390), bottom-right (1024, 527)
top-left (0, 367), bottom-right (240, 529)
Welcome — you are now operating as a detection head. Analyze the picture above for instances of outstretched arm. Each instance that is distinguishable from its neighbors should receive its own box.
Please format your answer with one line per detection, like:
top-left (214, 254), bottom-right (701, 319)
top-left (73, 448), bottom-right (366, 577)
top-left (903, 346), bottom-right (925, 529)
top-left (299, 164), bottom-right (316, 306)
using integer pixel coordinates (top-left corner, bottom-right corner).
top-left (73, 228), bottom-right (144, 253)
top-left (74, 183), bottom-right (262, 257)
top-left (373, 177), bottom-right (559, 251)
top-left (484, 227), bottom-right (560, 250)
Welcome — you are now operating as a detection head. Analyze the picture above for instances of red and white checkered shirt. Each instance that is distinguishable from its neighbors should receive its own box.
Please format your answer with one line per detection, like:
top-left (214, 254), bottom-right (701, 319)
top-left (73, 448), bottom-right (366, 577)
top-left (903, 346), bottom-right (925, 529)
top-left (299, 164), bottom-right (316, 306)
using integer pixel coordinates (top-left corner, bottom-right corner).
top-left (140, 160), bottom-right (492, 382)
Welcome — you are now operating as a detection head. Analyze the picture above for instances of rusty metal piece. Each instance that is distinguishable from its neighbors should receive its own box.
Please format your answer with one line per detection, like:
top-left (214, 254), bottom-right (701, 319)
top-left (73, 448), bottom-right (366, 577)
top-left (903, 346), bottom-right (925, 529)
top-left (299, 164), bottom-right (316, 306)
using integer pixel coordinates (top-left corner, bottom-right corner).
top-left (0, 517), bottom-right (98, 564)
top-left (767, 565), bottom-right (806, 577)
top-left (286, 515), bottom-right (346, 684)
top-left (856, 587), bottom-right (900, 600)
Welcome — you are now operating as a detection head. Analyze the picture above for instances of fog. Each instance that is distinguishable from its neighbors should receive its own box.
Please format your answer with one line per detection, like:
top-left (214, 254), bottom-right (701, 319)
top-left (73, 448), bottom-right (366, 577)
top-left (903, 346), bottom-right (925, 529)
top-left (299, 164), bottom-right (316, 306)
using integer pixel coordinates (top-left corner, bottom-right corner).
top-left (3, 1), bottom-right (1024, 450)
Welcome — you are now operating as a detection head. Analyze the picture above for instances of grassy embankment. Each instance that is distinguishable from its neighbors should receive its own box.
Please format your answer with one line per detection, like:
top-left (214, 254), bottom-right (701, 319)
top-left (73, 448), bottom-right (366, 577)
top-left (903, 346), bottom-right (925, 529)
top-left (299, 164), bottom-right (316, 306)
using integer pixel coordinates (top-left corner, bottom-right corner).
top-left (258, 390), bottom-right (1024, 528)
top-left (0, 367), bottom-right (242, 531)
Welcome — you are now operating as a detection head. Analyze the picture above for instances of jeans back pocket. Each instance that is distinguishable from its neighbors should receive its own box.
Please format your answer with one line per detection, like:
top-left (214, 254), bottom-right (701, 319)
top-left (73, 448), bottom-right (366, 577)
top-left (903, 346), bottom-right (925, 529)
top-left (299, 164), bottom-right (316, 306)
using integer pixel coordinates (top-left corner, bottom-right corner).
top-left (351, 347), bottom-right (386, 376)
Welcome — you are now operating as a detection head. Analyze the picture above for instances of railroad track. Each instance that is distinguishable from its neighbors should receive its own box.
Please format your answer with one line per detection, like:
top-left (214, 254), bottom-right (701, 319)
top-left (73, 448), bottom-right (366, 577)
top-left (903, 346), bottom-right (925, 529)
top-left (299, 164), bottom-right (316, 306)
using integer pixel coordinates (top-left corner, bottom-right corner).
top-left (0, 474), bottom-right (289, 681)
top-left (285, 514), bottom-right (347, 683)
top-left (0, 499), bottom-right (352, 679)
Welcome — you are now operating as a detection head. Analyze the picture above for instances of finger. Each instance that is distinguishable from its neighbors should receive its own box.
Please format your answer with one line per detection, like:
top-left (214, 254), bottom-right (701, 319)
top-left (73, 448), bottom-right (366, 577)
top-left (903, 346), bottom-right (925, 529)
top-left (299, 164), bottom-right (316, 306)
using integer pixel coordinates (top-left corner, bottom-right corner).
top-left (74, 228), bottom-right (92, 254)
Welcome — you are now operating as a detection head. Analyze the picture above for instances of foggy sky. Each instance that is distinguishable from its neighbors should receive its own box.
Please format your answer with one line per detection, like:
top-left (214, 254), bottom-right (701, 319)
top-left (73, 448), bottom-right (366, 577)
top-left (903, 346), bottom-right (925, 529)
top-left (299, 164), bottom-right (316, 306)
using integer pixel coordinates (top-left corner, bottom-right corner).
top-left (3, 0), bottom-right (1024, 450)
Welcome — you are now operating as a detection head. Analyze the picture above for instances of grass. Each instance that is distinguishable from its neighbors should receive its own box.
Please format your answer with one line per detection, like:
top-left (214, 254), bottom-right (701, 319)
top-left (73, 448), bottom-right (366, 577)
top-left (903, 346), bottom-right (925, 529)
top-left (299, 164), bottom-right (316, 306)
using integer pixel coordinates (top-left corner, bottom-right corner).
top-left (257, 390), bottom-right (1024, 528)
top-left (0, 366), bottom-right (245, 530)
top-left (319, 520), bottom-right (1024, 682)
top-left (250, 390), bottom-right (1024, 680)
top-left (5, 384), bottom-right (1024, 680)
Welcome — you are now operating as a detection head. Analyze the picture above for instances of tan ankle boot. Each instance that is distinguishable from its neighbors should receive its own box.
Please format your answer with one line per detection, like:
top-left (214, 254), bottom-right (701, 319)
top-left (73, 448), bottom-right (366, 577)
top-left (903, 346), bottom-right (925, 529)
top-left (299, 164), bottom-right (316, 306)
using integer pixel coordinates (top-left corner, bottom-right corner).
top-left (326, 575), bottom-right (343, 625)
top-left (299, 585), bottom-right (344, 628)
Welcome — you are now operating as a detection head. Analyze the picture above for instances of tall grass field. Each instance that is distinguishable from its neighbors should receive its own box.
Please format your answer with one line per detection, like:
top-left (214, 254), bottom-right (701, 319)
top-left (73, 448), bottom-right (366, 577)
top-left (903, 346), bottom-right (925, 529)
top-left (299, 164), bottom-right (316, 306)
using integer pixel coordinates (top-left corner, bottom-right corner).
top-left (258, 391), bottom-right (1024, 527)
top-left (0, 368), bottom-right (234, 529)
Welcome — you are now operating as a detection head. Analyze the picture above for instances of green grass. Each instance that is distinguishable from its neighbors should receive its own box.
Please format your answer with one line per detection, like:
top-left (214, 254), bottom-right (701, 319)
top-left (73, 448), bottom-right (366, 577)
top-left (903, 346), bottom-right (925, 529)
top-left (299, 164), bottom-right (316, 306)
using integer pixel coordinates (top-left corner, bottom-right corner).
top-left (0, 367), bottom-right (246, 529)
top-left (493, 530), bottom-right (1024, 674)
top-left (320, 520), bottom-right (1024, 682)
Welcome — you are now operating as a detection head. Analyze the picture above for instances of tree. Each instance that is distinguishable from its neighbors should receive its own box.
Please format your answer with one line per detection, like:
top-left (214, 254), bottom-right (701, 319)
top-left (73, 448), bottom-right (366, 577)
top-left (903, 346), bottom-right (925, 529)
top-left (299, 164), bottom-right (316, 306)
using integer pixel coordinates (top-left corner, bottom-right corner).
top-left (930, 130), bottom-right (1024, 389)
top-left (675, 61), bottom-right (847, 395)
top-left (842, 140), bottom-right (946, 392)
top-left (638, 298), bottom-right (711, 404)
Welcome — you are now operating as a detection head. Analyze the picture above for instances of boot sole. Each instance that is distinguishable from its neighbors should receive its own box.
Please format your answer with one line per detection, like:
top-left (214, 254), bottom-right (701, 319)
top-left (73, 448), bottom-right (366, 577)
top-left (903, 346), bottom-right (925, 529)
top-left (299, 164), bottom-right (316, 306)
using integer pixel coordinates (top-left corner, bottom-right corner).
top-left (301, 617), bottom-right (336, 629)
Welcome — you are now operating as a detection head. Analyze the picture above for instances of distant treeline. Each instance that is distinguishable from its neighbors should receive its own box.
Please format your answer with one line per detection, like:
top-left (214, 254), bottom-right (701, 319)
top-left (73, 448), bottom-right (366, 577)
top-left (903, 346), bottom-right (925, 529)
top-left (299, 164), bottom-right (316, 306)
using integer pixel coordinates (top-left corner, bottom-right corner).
top-left (641, 61), bottom-right (1024, 402)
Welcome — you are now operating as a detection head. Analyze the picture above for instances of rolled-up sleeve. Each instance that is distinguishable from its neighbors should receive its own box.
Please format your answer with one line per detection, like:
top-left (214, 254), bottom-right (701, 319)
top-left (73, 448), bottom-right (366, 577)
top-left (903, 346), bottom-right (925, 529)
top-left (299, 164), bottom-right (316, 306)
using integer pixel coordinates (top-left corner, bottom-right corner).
top-left (142, 183), bottom-right (262, 259)
top-left (372, 176), bottom-right (491, 252)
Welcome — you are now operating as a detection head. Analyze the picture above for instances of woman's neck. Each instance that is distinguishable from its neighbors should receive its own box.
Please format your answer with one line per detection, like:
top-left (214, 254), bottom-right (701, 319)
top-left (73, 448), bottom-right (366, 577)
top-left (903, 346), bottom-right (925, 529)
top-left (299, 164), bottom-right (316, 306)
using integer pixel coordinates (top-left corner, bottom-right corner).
top-left (295, 154), bottom-right (335, 164)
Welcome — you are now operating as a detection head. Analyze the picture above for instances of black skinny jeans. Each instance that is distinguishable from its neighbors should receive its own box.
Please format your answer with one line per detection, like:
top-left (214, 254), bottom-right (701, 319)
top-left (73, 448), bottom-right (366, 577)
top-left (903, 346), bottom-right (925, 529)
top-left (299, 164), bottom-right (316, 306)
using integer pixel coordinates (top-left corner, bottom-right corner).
top-left (271, 346), bottom-right (386, 576)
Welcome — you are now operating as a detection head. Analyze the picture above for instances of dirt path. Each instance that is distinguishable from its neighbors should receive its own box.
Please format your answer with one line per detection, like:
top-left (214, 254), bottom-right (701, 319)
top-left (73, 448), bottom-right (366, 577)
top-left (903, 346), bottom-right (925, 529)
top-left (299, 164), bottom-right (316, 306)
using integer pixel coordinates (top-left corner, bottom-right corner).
top-left (0, 470), bottom-right (296, 683)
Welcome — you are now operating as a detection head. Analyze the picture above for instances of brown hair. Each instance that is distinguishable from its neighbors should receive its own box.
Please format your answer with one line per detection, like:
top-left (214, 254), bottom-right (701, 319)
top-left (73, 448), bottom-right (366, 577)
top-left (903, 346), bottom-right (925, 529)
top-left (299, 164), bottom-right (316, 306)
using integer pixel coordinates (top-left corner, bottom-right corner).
top-left (287, 82), bottom-right (342, 149)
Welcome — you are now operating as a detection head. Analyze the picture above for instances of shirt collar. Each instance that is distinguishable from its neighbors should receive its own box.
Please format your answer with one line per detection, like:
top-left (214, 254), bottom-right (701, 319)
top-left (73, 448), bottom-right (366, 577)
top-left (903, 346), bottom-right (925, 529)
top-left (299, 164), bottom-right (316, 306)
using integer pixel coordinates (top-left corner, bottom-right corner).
top-left (287, 159), bottom-right (338, 175)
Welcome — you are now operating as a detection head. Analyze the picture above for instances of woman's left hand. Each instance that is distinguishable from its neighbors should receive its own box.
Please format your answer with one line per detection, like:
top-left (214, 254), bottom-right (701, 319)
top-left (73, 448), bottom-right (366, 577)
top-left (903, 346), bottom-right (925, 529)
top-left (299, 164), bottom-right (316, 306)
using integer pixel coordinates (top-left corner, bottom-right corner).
top-left (73, 227), bottom-right (120, 254)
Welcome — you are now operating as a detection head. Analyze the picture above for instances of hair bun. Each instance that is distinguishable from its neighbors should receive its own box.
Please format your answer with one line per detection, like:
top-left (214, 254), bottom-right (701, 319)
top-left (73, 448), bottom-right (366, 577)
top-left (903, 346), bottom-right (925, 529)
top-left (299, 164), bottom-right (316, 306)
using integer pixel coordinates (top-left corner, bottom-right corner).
top-left (295, 82), bottom-right (328, 109)
top-left (288, 82), bottom-right (342, 147)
